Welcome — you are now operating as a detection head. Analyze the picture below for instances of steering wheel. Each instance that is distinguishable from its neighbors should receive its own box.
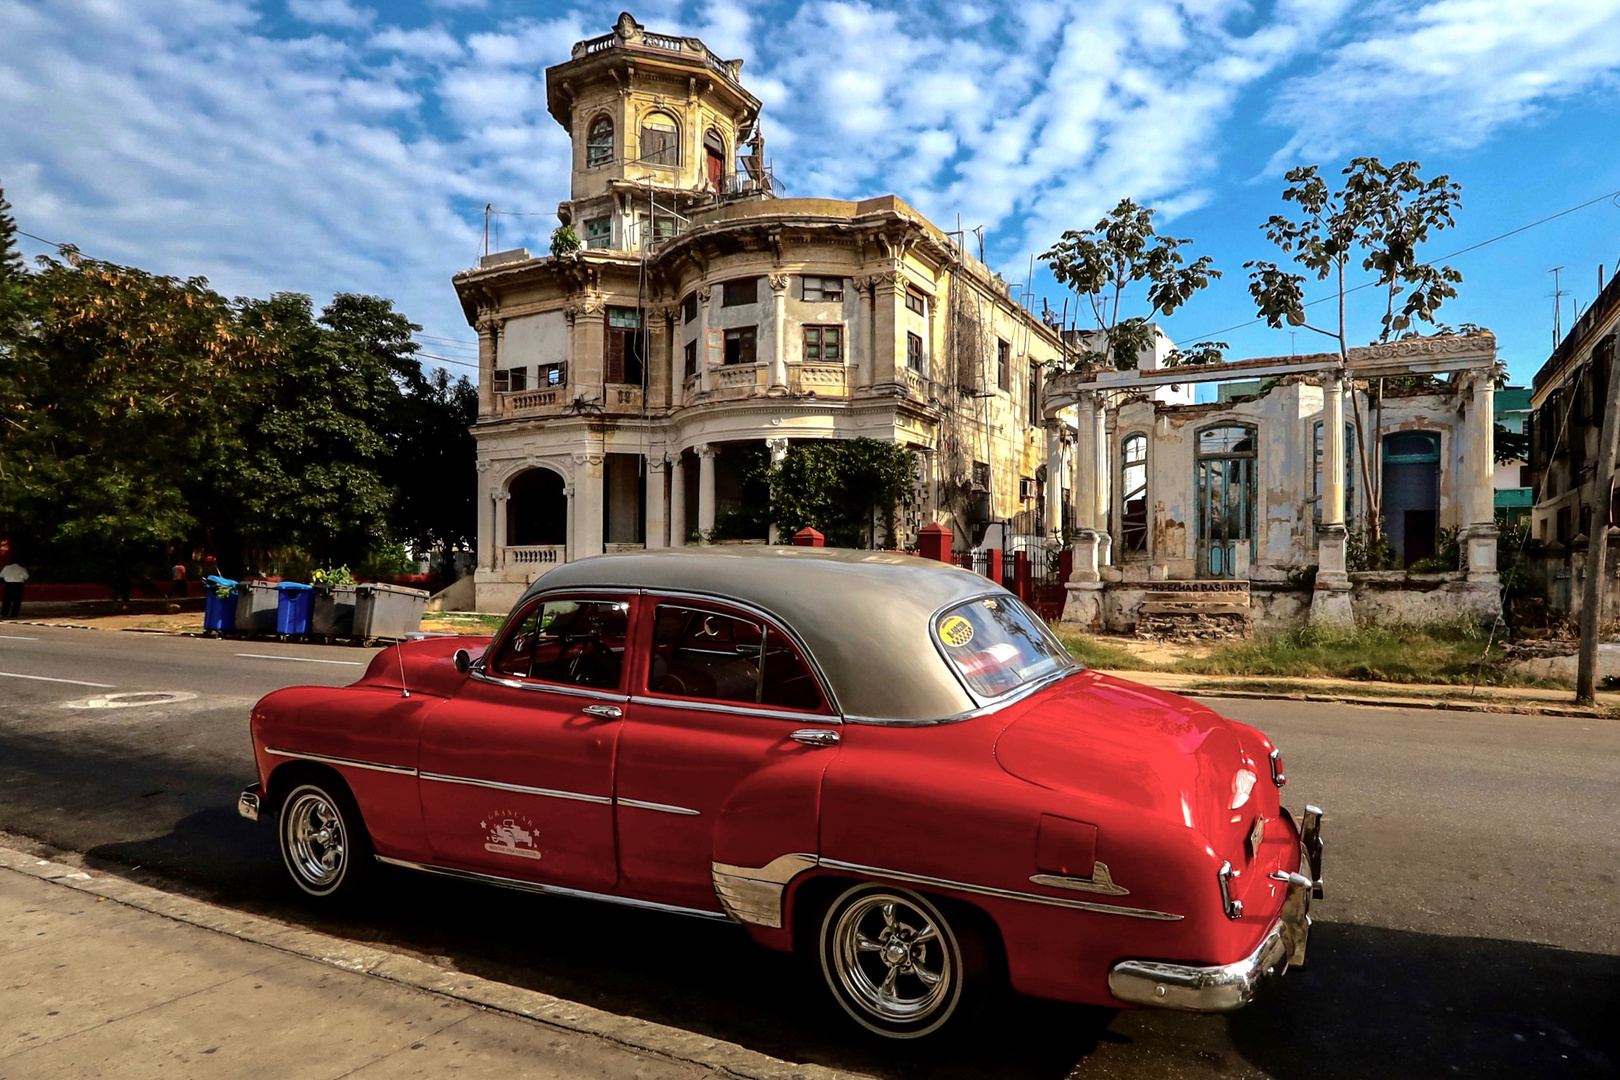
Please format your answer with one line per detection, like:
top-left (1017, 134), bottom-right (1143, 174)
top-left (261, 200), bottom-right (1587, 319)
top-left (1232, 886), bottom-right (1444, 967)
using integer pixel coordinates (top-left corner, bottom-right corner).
top-left (557, 634), bottom-right (612, 686)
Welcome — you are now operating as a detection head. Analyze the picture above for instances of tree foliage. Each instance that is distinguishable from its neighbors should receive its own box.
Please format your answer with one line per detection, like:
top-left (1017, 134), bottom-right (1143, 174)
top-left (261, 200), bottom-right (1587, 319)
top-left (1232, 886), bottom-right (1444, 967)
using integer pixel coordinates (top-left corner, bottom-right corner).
top-left (767, 438), bottom-right (918, 549)
top-left (1041, 198), bottom-right (1220, 369)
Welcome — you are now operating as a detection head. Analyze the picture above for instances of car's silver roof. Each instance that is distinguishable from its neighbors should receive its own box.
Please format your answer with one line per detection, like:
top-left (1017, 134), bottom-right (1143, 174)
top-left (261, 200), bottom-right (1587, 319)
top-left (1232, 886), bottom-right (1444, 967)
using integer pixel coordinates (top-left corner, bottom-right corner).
top-left (521, 547), bottom-right (1003, 721)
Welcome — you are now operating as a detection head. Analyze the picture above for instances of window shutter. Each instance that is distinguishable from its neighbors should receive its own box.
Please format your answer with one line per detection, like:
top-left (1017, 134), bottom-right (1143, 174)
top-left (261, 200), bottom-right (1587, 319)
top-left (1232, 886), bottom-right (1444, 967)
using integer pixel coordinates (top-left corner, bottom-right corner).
top-left (606, 330), bottom-right (625, 384)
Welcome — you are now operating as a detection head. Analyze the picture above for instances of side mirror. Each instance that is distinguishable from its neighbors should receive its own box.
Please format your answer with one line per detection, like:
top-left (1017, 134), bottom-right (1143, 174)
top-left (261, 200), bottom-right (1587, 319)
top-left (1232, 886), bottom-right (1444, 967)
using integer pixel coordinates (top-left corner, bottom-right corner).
top-left (453, 649), bottom-right (472, 675)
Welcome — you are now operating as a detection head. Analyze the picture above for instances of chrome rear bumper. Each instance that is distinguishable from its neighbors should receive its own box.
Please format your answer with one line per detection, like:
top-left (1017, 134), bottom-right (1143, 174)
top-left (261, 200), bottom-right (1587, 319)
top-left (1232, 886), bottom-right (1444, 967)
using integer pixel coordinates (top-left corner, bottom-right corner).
top-left (1108, 804), bottom-right (1324, 1012)
top-left (237, 785), bottom-right (265, 822)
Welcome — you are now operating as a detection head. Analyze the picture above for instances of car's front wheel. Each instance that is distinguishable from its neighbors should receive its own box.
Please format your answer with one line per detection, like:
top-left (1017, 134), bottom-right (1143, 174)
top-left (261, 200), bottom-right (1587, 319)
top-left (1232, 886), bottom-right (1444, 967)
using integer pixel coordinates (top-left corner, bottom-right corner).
top-left (817, 883), bottom-right (984, 1040)
top-left (278, 779), bottom-right (370, 899)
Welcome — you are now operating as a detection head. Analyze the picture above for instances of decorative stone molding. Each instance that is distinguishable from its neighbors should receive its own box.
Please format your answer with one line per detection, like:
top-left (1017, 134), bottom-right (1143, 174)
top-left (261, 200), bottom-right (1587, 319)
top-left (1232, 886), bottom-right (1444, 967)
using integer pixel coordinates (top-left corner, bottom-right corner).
top-left (853, 275), bottom-right (874, 297)
top-left (765, 436), bottom-right (789, 462)
top-left (1354, 333), bottom-right (1495, 362)
top-left (696, 442), bottom-right (716, 459)
top-left (571, 452), bottom-right (605, 467)
top-left (647, 456), bottom-right (669, 473)
top-left (474, 315), bottom-right (501, 337)
top-left (695, 284), bottom-right (712, 303)
top-left (767, 273), bottom-right (790, 295)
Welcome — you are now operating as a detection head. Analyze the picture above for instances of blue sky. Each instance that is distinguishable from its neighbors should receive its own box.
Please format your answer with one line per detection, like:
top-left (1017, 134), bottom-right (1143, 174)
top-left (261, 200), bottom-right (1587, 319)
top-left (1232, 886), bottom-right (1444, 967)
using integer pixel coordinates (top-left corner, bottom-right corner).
top-left (3, 0), bottom-right (1619, 385)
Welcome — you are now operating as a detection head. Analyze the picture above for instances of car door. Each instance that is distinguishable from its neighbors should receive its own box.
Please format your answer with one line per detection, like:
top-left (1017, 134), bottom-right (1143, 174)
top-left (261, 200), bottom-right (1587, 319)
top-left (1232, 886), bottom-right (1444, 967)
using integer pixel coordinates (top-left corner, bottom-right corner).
top-left (416, 592), bottom-right (632, 892)
top-left (615, 596), bottom-right (840, 912)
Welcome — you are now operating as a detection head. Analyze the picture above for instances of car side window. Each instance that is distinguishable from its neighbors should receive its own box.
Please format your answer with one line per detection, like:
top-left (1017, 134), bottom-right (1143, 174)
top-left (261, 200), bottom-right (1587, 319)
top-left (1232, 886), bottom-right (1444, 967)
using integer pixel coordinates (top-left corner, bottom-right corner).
top-left (646, 604), bottom-right (823, 711)
top-left (488, 597), bottom-right (630, 691)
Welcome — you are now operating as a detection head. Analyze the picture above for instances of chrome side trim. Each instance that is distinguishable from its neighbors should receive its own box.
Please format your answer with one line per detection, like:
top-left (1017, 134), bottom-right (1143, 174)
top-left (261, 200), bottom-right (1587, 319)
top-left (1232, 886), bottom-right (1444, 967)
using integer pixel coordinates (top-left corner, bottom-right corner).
top-left (841, 667), bottom-right (1083, 728)
top-left (1029, 861), bottom-right (1129, 896)
top-left (617, 797), bottom-right (701, 816)
top-left (819, 858), bottom-right (1182, 921)
top-left (419, 771), bottom-right (613, 805)
top-left (789, 728), bottom-right (840, 746)
top-left (710, 853), bottom-right (818, 928)
top-left (627, 694), bottom-right (839, 725)
top-left (264, 747), bottom-right (417, 776)
top-left (468, 670), bottom-right (630, 703)
top-left (373, 855), bottom-right (732, 922)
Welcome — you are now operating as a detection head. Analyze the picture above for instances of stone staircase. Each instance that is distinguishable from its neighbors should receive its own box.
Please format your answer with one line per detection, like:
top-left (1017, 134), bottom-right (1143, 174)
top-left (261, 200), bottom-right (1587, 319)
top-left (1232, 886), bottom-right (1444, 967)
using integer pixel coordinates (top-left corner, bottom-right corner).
top-left (1135, 581), bottom-right (1252, 641)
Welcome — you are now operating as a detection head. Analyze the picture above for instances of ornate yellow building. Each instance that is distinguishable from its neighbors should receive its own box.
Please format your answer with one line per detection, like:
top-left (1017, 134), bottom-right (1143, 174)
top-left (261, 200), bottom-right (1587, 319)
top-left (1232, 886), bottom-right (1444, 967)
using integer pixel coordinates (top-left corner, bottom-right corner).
top-left (455, 12), bottom-right (1069, 611)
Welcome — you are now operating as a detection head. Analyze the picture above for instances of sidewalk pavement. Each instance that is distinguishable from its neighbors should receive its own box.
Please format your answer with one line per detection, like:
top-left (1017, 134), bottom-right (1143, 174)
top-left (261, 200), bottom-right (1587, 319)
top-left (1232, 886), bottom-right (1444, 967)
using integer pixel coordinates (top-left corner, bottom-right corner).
top-left (0, 847), bottom-right (858, 1080)
top-left (1101, 668), bottom-right (1619, 718)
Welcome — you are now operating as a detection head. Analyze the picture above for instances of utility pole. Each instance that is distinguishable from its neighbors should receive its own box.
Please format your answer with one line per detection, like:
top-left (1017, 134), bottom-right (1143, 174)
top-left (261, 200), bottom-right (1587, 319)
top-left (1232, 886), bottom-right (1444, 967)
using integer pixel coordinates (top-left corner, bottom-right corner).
top-left (1577, 352), bottom-right (1620, 702)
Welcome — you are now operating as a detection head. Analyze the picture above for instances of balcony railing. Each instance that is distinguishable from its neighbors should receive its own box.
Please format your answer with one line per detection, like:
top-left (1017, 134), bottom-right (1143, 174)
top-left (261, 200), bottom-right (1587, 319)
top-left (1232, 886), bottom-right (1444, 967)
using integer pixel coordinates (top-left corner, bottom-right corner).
top-left (788, 362), bottom-right (849, 397)
top-left (497, 388), bottom-right (564, 417)
top-left (714, 365), bottom-right (761, 397)
top-left (571, 26), bottom-right (744, 85)
top-left (503, 545), bottom-right (565, 568)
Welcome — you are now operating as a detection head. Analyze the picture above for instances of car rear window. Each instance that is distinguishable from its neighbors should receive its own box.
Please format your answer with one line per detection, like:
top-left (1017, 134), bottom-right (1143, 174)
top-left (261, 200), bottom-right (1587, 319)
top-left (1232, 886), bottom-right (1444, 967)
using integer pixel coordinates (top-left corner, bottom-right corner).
top-left (933, 596), bottom-right (1077, 699)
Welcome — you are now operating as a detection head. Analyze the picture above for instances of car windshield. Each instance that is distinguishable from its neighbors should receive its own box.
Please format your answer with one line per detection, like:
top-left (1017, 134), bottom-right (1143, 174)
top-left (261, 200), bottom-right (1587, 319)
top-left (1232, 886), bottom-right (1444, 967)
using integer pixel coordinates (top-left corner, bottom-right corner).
top-left (934, 595), bottom-right (1078, 699)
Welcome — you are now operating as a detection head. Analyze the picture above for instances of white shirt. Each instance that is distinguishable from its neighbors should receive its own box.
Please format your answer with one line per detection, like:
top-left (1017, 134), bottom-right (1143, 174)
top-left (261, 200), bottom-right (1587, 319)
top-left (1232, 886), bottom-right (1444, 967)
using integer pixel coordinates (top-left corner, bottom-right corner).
top-left (0, 564), bottom-right (27, 583)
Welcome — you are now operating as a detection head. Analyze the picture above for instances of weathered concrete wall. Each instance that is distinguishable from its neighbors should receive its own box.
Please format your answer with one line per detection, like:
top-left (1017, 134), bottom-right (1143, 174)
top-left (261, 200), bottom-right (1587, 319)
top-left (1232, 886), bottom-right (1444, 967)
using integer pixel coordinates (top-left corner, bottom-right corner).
top-left (1348, 571), bottom-right (1499, 624)
top-left (1250, 584), bottom-right (1313, 630)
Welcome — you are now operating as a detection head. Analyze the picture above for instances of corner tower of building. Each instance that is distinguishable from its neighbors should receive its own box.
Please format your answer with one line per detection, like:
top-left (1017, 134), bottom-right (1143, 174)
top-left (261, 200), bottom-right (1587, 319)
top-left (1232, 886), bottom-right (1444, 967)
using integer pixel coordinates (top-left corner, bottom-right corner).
top-left (546, 11), bottom-right (766, 252)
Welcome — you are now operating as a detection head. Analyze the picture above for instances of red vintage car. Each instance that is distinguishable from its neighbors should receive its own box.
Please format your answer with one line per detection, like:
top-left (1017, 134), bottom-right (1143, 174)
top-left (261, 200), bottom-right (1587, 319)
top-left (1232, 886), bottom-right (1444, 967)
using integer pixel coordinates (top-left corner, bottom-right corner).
top-left (238, 547), bottom-right (1323, 1040)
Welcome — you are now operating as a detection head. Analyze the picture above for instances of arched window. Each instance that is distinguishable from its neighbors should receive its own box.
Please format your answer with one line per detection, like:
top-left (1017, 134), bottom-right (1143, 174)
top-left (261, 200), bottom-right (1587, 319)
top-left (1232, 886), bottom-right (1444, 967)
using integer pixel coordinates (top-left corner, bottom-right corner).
top-left (586, 115), bottom-right (614, 167)
top-left (640, 112), bottom-right (679, 166)
top-left (1120, 434), bottom-right (1148, 554)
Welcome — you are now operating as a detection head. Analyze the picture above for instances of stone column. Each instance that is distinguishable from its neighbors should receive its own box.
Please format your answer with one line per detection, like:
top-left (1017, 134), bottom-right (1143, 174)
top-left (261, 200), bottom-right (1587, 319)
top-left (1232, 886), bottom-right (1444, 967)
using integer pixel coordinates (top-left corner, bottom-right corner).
top-left (492, 490), bottom-right (510, 571)
top-left (573, 452), bottom-right (605, 559)
top-left (768, 273), bottom-right (790, 392)
top-left (476, 467), bottom-right (496, 571)
top-left (1062, 391), bottom-right (1104, 631)
top-left (696, 285), bottom-right (714, 395)
top-left (475, 315), bottom-right (499, 419)
top-left (869, 272), bottom-right (901, 388)
top-left (766, 436), bottom-right (789, 543)
top-left (668, 453), bottom-right (687, 547)
top-left (853, 276), bottom-right (873, 389)
top-left (646, 305), bottom-right (670, 410)
top-left (1312, 368), bottom-right (1355, 627)
top-left (1044, 424), bottom-right (1064, 537)
top-left (645, 456), bottom-right (668, 549)
top-left (572, 301), bottom-right (605, 398)
top-left (1093, 393), bottom-right (1113, 567)
top-left (696, 443), bottom-right (717, 541)
top-left (1463, 370), bottom-right (1500, 581)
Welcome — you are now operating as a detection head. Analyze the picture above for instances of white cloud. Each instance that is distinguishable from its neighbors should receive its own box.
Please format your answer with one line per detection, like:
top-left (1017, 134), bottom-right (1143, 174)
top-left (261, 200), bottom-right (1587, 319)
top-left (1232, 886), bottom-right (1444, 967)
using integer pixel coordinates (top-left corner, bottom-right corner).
top-left (1268, 0), bottom-right (1620, 164)
top-left (368, 24), bottom-right (464, 62)
top-left (287, 0), bottom-right (374, 30)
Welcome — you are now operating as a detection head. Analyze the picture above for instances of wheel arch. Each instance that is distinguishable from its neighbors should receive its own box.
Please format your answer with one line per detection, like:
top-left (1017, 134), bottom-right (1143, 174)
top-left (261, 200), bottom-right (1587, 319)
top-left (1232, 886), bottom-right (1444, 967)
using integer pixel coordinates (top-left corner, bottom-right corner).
top-left (785, 870), bottom-right (1008, 975)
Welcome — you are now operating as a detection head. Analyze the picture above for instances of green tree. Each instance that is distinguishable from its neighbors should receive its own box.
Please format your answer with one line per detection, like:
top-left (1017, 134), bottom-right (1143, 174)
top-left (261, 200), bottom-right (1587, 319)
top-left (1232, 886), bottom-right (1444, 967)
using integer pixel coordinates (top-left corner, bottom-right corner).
top-left (1246, 158), bottom-right (1464, 554)
top-left (233, 292), bottom-right (418, 568)
top-left (385, 365), bottom-right (478, 562)
top-left (1041, 198), bottom-right (1221, 369)
top-left (768, 438), bottom-right (918, 548)
top-left (0, 256), bottom-right (271, 593)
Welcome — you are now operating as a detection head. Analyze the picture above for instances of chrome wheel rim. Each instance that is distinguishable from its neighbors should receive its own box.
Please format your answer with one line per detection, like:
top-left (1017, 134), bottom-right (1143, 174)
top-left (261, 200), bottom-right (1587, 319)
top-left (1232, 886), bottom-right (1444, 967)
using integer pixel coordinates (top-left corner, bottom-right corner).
top-left (831, 892), bottom-right (954, 1024)
top-left (284, 791), bottom-right (346, 889)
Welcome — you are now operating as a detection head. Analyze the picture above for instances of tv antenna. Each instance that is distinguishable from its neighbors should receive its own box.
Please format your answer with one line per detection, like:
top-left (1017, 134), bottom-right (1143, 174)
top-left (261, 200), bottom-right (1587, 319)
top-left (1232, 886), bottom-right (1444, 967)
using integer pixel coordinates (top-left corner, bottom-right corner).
top-left (1549, 266), bottom-right (1568, 347)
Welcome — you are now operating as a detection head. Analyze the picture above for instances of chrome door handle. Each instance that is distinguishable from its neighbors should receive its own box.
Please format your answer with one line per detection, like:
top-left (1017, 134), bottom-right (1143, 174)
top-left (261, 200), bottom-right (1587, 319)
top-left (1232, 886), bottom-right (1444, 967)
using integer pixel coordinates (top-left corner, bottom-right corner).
top-left (581, 704), bottom-right (622, 719)
top-left (790, 728), bottom-right (840, 747)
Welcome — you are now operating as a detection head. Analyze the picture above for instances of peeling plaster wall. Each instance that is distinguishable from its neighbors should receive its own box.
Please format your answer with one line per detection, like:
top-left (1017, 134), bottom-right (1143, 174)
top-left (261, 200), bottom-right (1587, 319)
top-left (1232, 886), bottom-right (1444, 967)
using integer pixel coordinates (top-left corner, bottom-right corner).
top-left (1348, 572), bottom-right (1499, 623)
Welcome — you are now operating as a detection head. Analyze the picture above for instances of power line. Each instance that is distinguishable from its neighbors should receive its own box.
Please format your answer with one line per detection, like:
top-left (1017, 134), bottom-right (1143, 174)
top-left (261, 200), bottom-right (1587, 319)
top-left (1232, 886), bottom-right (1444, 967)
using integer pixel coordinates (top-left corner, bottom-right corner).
top-left (1173, 185), bottom-right (1620, 346)
top-left (416, 351), bottom-right (478, 370)
top-left (415, 333), bottom-right (478, 347)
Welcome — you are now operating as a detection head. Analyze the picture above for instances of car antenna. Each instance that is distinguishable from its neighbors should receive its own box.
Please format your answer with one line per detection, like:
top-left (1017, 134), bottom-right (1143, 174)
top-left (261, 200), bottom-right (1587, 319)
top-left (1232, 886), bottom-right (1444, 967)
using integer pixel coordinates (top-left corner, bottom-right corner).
top-left (396, 641), bottom-right (410, 698)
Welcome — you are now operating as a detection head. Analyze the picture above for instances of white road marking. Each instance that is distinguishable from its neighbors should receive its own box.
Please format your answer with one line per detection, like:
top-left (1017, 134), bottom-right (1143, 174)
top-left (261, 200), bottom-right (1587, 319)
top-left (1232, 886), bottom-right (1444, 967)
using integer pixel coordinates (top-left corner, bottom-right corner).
top-left (235, 653), bottom-right (365, 666)
top-left (0, 671), bottom-right (116, 688)
top-left (0, 635), bottom-right (39, 640)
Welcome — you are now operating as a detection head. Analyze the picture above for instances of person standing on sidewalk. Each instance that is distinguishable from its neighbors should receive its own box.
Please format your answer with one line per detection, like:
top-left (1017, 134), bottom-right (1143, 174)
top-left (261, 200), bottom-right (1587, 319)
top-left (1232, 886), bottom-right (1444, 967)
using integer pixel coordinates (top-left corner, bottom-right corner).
top-left (0, 560), bottom-right (27, 619)
top-left (170, 560), bottom-right (187, 598)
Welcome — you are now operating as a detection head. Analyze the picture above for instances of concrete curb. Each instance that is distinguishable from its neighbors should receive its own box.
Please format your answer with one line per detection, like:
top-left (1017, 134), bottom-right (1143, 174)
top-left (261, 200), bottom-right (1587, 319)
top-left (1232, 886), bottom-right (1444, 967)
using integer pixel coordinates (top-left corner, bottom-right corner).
top-left (1177, 685), bottom-right (1610, 719)
top-left (0, 844), bottom-right (866, 1080)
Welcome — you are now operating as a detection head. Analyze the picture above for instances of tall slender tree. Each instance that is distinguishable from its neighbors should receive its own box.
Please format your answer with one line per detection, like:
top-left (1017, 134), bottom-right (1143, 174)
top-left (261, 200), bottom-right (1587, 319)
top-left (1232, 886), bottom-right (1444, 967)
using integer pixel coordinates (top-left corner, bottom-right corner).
top-left (1246, 158), bottom-right (1464, 556)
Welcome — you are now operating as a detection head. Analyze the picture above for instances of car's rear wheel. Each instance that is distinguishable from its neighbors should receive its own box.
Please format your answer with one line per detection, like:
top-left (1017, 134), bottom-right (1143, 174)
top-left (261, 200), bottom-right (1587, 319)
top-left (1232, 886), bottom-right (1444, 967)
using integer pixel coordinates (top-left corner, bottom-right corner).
top-left (278, 780), bottom-right (370, 899)
top-left (817, 883), bottom-right (983, 1040)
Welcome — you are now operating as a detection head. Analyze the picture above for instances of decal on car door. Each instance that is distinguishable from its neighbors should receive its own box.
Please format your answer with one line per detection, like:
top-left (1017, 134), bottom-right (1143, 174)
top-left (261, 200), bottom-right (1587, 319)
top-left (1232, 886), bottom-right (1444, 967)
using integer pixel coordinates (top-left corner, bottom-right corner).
top-left (481, 810), bottom-right (543, 860)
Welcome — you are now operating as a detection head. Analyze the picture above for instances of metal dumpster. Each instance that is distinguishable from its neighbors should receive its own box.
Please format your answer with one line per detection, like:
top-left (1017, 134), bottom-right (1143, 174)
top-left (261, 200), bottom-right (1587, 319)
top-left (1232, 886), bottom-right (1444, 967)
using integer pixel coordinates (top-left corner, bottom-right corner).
top-left (312, 584), bottom-right (358, 640)
top-left (202, 576), bottom-right (237, 634)
top-left (275, 582), bottom-right (314, 636)
top-left (352, 582), bottom-right (428, 642)
top-left (234, 581), bottom-right (280, 636)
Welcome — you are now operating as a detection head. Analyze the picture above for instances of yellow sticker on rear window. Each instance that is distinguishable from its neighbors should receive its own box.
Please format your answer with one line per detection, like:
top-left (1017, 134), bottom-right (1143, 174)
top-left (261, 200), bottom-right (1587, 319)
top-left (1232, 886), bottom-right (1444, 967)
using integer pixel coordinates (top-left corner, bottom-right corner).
top-left (938, 615), bottom-right (974, 647)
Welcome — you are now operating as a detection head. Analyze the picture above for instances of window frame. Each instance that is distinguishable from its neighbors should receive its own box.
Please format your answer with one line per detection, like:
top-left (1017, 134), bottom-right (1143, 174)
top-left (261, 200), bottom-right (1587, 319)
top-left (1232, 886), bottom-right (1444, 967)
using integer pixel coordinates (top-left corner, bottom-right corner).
top-left (474, 592), bottom-right (637, 698)
top-left (538, 362), bottom-right (565, 389)
top-left (803, 324), bottom-right (843, 362)
top-left (1120, 432), bottom-right (1149, 555)
top-left (585, 115), bottom-right (614, 168)
top-left (723, 326), bottom-right (758, 366)
top-left (632, 593), bottom-right (839, 720)
top-left (906, 331), bottom-right (925, 373)
top-left (639, 111), bottom-right (680, 167)
top-left (801, 275), bottom-right (845, 303)
top-left (722, 278), bottom-right (759, 308)
top-left (583, 217), bottom-right (612, 250)
top-left (996, 338), bottom-right (1011, 392)
top-left (905, 290), bottom-right (926, 316)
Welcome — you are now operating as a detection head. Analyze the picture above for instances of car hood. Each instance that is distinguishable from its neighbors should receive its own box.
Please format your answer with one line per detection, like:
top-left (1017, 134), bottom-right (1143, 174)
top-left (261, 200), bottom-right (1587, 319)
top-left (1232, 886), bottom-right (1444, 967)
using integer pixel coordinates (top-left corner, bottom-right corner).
top-left (995, 670), bottom-right (1259, 854)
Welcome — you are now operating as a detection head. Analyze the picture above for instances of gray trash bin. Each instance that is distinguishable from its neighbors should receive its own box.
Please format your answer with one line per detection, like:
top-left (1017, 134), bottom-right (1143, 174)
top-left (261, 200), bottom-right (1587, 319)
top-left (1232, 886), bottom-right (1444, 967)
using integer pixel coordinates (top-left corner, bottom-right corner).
top-left (234, 580), bottom-right (280, 636)
top-left (352, 583), bottom-right (428, 643)
top-left (312, 584), bottom-right (358, 640)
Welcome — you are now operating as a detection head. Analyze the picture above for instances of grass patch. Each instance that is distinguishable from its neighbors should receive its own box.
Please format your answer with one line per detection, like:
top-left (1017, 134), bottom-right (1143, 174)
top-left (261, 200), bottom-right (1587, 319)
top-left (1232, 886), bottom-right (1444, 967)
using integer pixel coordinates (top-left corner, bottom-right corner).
top-left (420, 611), bottom-right (506, 635)
top-left (1053, 631), bottom-right (1156, 671)
top-left (1060, 621), bottom-right (1566, 688)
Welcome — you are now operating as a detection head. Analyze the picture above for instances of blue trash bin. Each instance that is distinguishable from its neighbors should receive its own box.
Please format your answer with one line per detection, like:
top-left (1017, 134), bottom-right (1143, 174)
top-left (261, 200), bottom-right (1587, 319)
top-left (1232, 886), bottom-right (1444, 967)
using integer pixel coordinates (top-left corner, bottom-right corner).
top-left (275, 582), bottom-right (315, 636)
top-left (203, 576), bottom-right (238, 634)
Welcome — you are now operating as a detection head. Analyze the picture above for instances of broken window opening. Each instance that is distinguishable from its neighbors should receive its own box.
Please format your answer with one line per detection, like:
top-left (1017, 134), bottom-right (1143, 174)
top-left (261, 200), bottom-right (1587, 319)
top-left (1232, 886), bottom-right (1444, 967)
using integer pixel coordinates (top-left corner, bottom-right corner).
top-left (586, 115), bottom-right (614, 167)
top-left (1120, 433), bottom-right (1148, 555)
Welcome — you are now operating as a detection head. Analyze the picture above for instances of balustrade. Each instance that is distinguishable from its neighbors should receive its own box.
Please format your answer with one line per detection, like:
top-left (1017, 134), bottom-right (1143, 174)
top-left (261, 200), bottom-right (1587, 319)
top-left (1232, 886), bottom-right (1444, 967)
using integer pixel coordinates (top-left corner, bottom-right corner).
top-left (503, 545), bottom-right (565, 567)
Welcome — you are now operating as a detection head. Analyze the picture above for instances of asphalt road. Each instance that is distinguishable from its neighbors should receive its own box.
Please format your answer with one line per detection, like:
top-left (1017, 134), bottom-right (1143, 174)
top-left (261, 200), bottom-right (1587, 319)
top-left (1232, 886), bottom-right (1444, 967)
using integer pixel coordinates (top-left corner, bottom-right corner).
top-left (0, 625), bottom-right (1615, 1079)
